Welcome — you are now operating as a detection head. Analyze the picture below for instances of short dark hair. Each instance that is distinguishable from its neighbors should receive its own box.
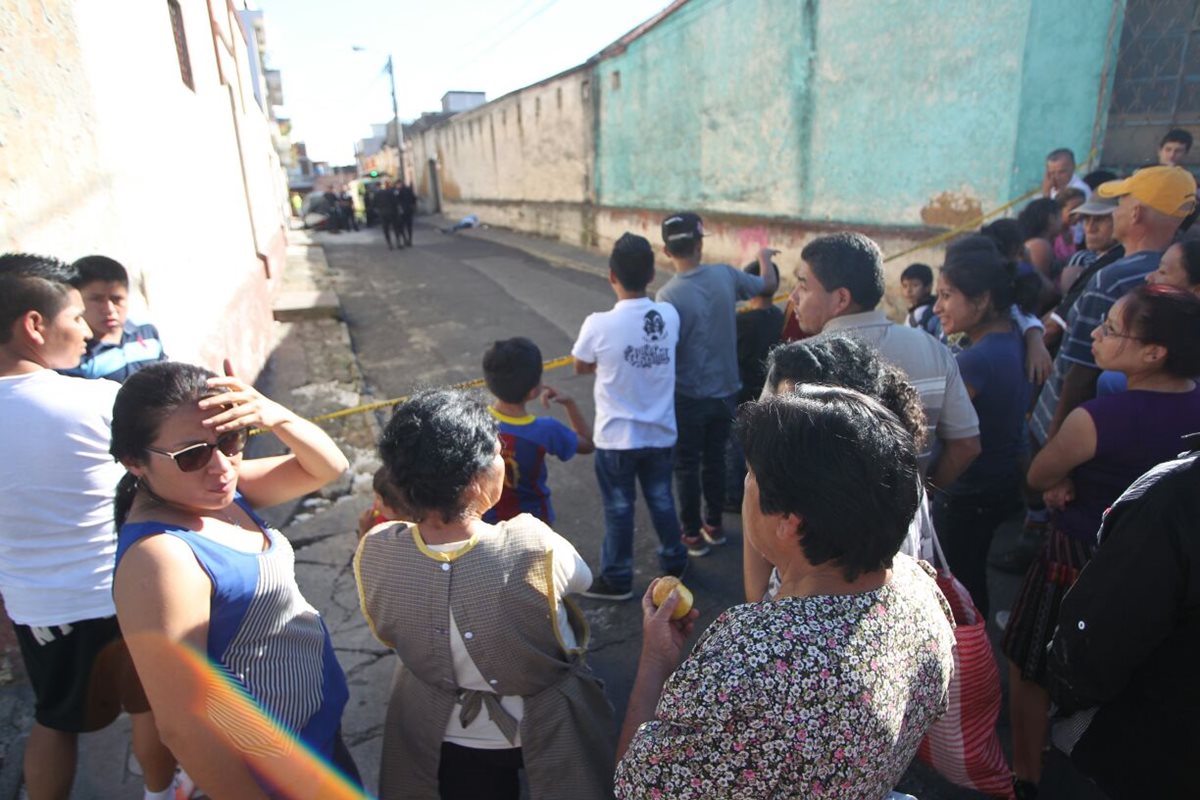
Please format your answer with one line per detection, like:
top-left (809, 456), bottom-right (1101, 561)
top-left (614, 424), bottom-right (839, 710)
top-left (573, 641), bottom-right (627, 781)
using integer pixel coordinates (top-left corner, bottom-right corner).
top-left (799, 232), bottom-right (884, 310)
top-left (979, 218), bottom-right (1025, 261)
top-left (482, 337), bottom-right (543, 403)
top-left (765, 335), bottom-right (927, 452)
top-left (372, 464), bottom-right (406, 513)
top-left (378, 389), bottom-right (499, 523)
top-left (1047, 147), bottom-right (1076, 165)
top-left (736, 386), bottom-right (919, 581)
top-left (900, 263), bottom-right (933, 287)
top-left (664, 237), bottom-right (699, 258)
top-left (0, 253), bottom-right (80, 345)
top-left (1083, 169), bottom-right (1118, 191)
top-left (111, 362), bottom-right (219, 526)
top-left (1119, 284), bottom-right (1200, 377)
top-left (1018, 198), bottom-right (1061, 240)
top-left (743, 259), bottom-right (780, 299)
top-left (1161, 128), bottom-right (1193, 152)
top-left (941, 234), bottom-right (1038, 315)
top-left (610, 233), bottom-right (655, 291)
top-left (74, 255), bottom-right (130, 287)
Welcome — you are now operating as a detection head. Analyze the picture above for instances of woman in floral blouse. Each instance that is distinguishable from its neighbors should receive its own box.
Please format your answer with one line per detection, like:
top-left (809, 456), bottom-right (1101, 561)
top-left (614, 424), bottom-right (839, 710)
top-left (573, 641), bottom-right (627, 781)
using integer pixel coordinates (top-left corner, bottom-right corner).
top-left (615, 387), bottom-right (956, 800)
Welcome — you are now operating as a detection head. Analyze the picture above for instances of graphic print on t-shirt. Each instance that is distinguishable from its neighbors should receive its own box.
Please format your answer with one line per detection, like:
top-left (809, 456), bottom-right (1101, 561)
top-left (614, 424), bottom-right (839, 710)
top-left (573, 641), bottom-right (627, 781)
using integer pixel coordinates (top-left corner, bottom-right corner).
top-left (624, 310), bottom-right (673, 369)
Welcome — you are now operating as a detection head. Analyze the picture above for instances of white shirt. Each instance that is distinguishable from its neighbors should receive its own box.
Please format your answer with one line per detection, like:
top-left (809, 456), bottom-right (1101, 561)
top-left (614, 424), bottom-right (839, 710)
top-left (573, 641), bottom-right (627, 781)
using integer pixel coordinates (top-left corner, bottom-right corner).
top-left (428, 527), bottom-right (591, 749)
top-left (571, 297), bottom-right (679, 450)
top-left (1050, 174), bottom-right (1094, 201)
top-left (0, 371), bottom-right (124, 625)
top-left (820, 311), bottom-right (980, 469)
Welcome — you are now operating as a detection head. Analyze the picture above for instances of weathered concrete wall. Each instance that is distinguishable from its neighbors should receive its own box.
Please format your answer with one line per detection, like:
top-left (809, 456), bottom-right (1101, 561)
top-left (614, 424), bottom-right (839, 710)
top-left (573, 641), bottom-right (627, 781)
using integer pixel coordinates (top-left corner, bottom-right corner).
top-left (593, 0), bottom-right (1114, 228)
top-left (1, 0), bottom-right (288, 377)
top-left (410, 66), bottom-right (595, 240)
top-left (594, 0), bottom-right (813, 218)
top-left (1008, 0), bottom-right (1118, 195)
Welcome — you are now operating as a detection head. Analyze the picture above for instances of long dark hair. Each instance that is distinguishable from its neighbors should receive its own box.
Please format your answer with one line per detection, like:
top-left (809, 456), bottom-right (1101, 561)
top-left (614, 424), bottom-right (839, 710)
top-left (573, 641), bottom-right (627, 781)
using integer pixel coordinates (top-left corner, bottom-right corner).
top-left (941, 234), bottom-right (1039, 316)
top-left (111, 362), bottom-right (217, 527)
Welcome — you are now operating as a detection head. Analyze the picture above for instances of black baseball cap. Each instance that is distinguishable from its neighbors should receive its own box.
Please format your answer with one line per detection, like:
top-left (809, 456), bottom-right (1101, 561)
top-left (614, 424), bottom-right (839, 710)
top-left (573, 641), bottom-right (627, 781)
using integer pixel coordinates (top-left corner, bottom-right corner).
top-left (662, 212), bottom-right (705, 244)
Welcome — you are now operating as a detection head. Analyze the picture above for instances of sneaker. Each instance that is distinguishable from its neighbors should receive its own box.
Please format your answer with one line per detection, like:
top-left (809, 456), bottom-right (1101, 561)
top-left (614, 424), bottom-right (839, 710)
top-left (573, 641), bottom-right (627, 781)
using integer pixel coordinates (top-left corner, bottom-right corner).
top-left (701, 523), bottom-right (727, 546)
top-left (580, 577), bottom-right (633, 601)
top-left (680, 531), bottom-right (711, 557)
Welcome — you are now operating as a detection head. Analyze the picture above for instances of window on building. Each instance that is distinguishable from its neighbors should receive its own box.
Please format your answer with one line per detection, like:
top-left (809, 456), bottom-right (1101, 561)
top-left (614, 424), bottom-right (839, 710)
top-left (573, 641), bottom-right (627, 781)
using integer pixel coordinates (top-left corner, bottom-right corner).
top-left (582, 80), bottom-right (590, 100)
top-left (167, 0), bottom-right (194, 91)
top-left (535, 97), bottom-right (541, 119)
top-left (611, 71), bottom-right (621, 90)
top-left (557, 86), bottom-right (563, 109)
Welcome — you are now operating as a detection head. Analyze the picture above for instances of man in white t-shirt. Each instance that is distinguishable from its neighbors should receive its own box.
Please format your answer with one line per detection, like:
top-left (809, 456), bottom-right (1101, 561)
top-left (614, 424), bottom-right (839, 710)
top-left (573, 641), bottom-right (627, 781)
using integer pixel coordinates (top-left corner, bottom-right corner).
top-left (572, 234), bottom-right (687, 600)
top-left (0, 254), bottom-right (178, 800)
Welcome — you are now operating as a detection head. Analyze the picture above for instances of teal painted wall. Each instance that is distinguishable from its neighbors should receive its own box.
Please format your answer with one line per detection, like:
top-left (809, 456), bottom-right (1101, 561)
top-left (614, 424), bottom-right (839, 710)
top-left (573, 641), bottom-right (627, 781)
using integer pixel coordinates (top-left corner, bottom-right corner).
top-left (804, 0), bottom-right (1030, 226)
top-left (1008, 0), bottom-right (1118, 199)
top-left (595, 0), bottom-right (1115, 228)
top-left (595, 0), bottom-right (816, 217)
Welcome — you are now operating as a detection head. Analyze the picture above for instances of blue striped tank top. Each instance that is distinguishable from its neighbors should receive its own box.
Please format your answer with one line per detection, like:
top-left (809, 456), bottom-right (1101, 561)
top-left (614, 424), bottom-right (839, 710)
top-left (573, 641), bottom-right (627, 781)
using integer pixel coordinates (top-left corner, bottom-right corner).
top-left (115, 495), bottom-right (348, 761)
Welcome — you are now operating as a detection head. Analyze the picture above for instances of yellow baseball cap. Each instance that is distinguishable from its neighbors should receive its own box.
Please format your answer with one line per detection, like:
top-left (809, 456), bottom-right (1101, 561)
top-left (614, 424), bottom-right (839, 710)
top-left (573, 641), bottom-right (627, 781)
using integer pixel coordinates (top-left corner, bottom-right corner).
top-left (1097, 165), bottom-right (1198, 217)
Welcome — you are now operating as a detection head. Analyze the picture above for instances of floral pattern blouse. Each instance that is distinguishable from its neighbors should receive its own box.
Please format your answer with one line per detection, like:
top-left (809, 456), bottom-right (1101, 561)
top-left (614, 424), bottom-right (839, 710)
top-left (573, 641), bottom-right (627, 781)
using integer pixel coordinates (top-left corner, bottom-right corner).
top-left (615, 554), bottom-right (956, 800)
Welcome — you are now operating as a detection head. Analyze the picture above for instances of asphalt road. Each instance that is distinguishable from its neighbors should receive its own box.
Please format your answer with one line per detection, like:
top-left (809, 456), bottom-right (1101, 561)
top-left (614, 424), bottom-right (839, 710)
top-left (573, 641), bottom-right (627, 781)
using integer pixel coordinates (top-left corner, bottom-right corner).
top-left (319, 220), bottom-right (1108, 800)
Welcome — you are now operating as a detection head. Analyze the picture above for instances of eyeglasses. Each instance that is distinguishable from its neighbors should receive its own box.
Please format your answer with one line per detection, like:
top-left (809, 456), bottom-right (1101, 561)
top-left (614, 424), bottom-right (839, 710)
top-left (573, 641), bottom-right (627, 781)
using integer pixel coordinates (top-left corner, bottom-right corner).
top-left (146, 429), bottom-right (248, 472)
top-left (1097, 320), bottom-right (1141, 341)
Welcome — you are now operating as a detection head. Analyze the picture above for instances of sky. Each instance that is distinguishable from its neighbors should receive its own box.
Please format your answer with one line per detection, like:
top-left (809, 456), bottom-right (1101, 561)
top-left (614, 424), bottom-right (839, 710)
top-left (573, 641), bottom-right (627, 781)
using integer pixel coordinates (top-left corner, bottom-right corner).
top-left (256, 0), bottom-right (673, 165)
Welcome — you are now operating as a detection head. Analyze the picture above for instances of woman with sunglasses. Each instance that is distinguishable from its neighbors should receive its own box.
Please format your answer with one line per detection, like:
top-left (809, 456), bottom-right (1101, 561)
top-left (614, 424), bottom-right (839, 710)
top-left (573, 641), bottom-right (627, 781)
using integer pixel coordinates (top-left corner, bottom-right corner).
top-left (1002, 284), bottom-right (1200, 799)
top-left (110, 361), bottom-right (359, 799)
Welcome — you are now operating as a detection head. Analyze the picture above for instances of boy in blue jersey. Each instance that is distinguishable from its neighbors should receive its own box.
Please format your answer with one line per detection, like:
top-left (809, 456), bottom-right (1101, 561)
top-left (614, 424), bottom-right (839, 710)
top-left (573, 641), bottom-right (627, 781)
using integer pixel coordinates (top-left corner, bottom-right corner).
top-left (482, 337), bottom-right (595, 523)
top-left (59, 256), bottom-right (167, 382)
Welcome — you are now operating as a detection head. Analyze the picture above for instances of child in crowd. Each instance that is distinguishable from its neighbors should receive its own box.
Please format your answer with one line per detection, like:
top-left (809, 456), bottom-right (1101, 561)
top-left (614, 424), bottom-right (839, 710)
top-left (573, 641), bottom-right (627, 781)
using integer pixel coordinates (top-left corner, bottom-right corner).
top-left (572, 233), bottom-right (687, 600)
top-left (358, 465), bottom-right (406, 539)
top-left (481, 337), bottom-right (594, 523)
top-left (59, 255), bottom-right (168, 382)
top-left (724, 258), bottom-right (784, 509)
top-left (901, 262), bottom-right (941, 337)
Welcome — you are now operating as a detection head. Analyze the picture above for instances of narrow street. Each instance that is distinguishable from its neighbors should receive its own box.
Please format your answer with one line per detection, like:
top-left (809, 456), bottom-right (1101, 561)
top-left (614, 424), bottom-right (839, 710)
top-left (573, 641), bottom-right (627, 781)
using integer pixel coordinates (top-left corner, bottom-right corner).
top-left (316, 220), bottom-right (989, 799)
top-left (322, 220), bottom-right (753, 719)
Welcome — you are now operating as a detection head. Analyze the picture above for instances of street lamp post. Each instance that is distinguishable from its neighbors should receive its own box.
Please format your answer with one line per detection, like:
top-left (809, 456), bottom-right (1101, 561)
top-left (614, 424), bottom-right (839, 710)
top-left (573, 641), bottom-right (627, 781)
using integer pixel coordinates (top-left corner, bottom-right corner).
top-left (354, 46), bottom-right (406, 183)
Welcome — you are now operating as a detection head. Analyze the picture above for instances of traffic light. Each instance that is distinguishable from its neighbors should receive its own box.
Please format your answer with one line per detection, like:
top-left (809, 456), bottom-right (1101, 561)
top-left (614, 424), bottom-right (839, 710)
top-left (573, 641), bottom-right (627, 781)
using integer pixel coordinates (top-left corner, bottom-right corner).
top-left (369, 170), bottom-right (379, 178)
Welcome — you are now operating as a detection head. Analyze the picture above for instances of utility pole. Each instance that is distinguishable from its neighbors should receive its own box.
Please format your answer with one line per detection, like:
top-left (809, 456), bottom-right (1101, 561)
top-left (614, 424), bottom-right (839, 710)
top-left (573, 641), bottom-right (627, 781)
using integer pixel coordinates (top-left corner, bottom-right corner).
top-left (385, 54), bottom-right (405, 182)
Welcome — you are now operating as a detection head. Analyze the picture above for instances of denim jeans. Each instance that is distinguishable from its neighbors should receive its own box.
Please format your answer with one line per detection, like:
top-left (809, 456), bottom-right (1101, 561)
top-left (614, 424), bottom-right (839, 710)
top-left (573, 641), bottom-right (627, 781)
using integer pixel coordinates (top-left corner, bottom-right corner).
top-left (594, 447), bottom-right (686, 590)
top-left (674, 393), bottom-right (737, 534)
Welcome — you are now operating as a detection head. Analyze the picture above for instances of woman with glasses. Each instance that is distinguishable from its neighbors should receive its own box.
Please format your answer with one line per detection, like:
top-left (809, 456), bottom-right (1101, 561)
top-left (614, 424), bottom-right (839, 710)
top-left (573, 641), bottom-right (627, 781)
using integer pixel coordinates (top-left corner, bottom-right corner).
top-left (110, 361), bottom-right (360, 799)
top-left (1003, 284), bottom-right (1200, 799)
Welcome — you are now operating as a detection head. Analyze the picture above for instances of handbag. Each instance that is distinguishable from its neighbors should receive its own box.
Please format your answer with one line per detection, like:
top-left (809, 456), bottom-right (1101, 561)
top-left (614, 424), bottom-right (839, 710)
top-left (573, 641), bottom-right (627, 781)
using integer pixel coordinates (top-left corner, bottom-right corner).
top-left (915, 531), bottom-right (1014, 799)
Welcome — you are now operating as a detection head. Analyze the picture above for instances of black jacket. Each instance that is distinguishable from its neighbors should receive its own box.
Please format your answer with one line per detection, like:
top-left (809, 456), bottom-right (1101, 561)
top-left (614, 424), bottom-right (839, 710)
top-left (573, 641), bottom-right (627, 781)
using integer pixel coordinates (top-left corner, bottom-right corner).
top-left (1047, 435), bottom-right (1200, 798)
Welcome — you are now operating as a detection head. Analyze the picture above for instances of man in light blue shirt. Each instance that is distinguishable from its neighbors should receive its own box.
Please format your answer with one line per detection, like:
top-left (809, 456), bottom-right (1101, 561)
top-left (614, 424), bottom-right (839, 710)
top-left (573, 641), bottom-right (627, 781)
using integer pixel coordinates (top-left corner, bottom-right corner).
top-left (657, 212), bottom-right (778, 556)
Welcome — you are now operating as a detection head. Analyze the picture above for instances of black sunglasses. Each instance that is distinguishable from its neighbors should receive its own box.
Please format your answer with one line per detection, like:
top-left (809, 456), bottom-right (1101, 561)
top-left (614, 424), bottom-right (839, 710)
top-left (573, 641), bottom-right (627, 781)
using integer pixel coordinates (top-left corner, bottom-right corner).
top-left (145, 429), bottom-right (249, 472)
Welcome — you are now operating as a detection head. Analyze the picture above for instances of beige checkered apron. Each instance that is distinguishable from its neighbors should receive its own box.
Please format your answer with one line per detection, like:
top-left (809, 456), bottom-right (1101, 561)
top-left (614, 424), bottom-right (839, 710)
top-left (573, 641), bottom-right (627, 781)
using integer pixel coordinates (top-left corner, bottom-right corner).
top-left (355, 515), bottom-right (616, 800)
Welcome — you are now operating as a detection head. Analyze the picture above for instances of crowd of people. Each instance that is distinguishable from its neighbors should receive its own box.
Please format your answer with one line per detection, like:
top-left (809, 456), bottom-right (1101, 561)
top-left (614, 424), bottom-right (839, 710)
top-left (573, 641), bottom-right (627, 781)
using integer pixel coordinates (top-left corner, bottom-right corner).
top-left (1, 128), bottom-right (1198, 800)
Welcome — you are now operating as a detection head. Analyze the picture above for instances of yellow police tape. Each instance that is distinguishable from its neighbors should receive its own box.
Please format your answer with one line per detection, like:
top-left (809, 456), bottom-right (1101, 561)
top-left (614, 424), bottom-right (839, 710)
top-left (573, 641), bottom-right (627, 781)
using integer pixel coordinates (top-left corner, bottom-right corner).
top-left (260, 164), bottom-right (1093, 435)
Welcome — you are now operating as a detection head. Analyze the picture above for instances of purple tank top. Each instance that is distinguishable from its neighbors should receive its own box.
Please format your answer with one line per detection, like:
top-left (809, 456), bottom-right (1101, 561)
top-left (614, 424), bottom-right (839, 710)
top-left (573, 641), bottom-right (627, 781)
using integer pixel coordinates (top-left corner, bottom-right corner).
top-left (1058, 385), bottom-right (1200, 541)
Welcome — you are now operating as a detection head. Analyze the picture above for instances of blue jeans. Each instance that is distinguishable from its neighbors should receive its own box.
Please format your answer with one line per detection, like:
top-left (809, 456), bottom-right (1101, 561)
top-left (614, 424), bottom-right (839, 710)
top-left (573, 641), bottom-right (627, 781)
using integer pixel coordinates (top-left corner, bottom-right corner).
top-left (594, 447), bottom-right (686, 590)
top-left (674, 393), bottom-right (737, 534)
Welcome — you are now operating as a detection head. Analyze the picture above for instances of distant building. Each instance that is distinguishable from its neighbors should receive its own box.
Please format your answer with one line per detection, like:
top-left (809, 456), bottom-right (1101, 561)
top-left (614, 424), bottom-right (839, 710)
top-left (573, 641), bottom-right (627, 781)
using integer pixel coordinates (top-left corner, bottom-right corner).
top-left (441, 91), bottom-right (486, 114)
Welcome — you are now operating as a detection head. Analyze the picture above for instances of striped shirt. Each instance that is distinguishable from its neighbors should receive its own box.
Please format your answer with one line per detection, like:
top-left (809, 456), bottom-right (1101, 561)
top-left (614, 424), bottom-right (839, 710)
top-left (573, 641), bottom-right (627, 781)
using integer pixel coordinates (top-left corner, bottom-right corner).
top-left (1029, 250), bottom-right (1162, 445)
top-left (819, 311), bottom-right (980, 469)
top-left (116, 496), bottom-right (348, 761)
top-left (59, 321), bottom-right (166, 383)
